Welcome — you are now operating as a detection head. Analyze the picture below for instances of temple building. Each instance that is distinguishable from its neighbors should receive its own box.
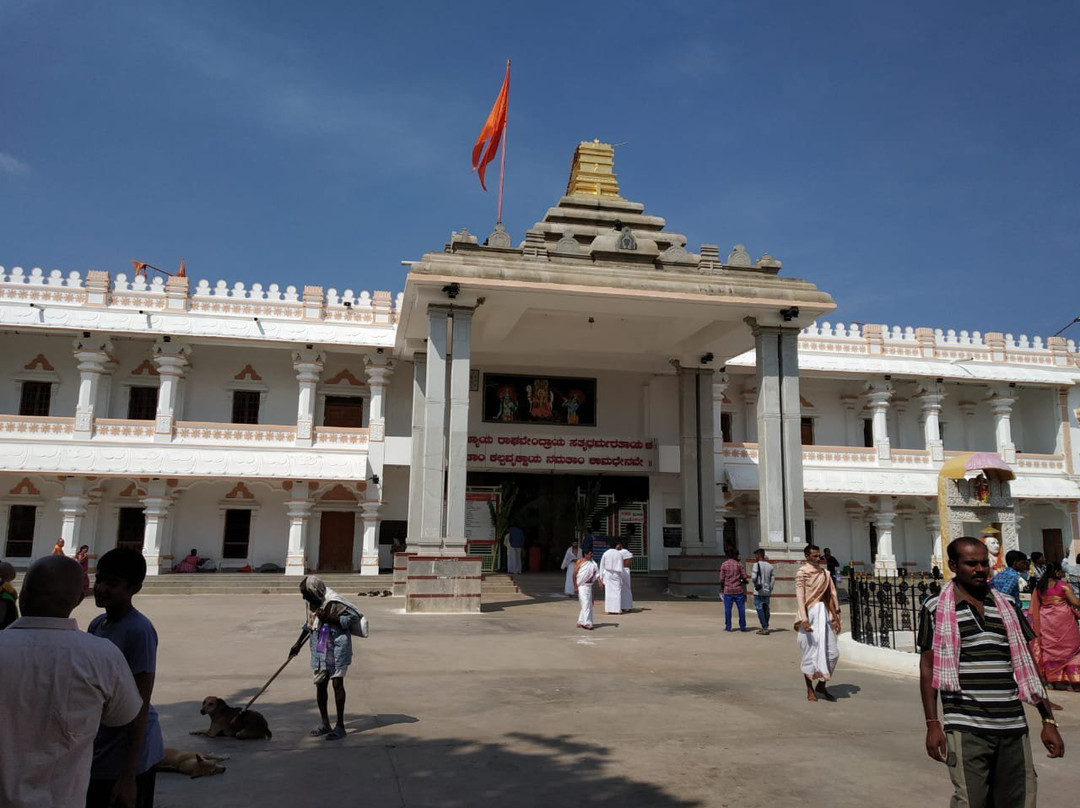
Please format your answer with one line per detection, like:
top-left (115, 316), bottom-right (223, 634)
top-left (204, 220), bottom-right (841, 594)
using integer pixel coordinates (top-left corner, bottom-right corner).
top-left (1, 142), bottom-right (1077, 610)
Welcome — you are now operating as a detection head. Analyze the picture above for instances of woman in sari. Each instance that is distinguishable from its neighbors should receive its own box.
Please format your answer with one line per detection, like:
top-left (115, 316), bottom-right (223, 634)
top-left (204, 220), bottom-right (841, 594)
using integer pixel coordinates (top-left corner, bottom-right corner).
top-left (74, 544), bottom-right (91, 596)
top-left (1029, 561), bottom-right (1080, 691)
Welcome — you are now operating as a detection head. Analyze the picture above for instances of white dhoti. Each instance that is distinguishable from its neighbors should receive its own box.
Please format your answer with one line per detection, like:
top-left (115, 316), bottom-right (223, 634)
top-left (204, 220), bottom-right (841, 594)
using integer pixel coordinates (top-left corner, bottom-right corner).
top-left (620, 569), bottom-right (633, 611)
top-left (564, 565), bottom-right (576, 596)
top-left (577, 584), bottom-right (594, 627)
top-left (602, 572), bottom-right (622, 613)
top-left (797, 601), bottom-right (839, 681)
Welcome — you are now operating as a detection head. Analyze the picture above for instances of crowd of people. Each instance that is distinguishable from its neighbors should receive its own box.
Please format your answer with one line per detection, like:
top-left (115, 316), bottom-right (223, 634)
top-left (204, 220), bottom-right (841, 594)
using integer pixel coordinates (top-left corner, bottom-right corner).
top-left (3, 530), bottom-right (1078, 805)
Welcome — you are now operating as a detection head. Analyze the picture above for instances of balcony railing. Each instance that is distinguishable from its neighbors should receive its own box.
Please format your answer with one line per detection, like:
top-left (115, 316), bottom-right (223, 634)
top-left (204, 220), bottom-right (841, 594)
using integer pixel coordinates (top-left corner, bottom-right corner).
top-left (174, 422), bottom-right (296, 444)
top-left (0, 414), bottom-right (75, 437)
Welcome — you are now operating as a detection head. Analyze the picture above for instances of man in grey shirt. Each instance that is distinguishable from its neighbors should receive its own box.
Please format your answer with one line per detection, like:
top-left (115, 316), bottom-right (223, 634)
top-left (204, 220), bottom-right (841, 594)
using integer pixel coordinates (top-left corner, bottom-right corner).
top-left (751, 549), bottom-right (775, 635)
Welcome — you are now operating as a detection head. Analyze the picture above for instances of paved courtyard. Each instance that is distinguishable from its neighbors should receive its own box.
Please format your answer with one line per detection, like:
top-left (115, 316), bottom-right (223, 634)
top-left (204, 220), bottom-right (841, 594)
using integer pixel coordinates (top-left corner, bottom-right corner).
top-left (71, 584), bottom-right (1080, 808)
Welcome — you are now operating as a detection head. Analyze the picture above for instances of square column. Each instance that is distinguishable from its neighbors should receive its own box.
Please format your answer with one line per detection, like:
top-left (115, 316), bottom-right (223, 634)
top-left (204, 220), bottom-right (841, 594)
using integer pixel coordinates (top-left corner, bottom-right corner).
top-left (140, 480), bottom-right (173, 576)
top-left (406, 354), bottom-right (426, 553)
top-left (72, 337), bottom-right (114, 438)
top-left (292, 349), bottom-right (324, 447)
top-left (285, 487), bottom-right (314, 575)
top-left (751, 322), bottom-right (806, 551)
top-left (58, 478), bottom-right (91, 552)
top-left (863, 380), bottom-right (893, 462)
top-left (873, 497), bottom-right (897, 575)
top-left (445, 309), bottom-right (472, 548)
top-left (418, 308), bottom-right (449, 551)
top-left (987, 387), bottom-right (1017, 464)
top-left (916, 383), bottom-right (946, 462)
top-left (151, 340), bottom-right (191, 443)
top-left (359, 499), bottom-right (381, 575)
top-left (713, 374), bottom-right (729, 544)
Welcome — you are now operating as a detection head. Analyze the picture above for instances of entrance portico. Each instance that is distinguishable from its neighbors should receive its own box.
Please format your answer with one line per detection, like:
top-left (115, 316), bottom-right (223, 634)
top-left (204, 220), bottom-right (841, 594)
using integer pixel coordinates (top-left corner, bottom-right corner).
top-left (394, 141), bottom-right (835, 608)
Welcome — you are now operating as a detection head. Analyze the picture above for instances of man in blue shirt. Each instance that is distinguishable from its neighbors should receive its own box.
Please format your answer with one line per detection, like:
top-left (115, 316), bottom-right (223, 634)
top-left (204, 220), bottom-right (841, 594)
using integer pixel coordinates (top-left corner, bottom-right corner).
top-left (989, 550), bottom-right (1029, 605)
top-left (505, 525), bottom-right (525, 574)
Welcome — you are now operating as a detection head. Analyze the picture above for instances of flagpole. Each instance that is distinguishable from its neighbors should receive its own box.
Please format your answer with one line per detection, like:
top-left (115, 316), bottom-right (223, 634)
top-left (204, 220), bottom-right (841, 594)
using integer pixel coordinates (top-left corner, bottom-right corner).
top-left (496, 60), bottom-right (510, 225)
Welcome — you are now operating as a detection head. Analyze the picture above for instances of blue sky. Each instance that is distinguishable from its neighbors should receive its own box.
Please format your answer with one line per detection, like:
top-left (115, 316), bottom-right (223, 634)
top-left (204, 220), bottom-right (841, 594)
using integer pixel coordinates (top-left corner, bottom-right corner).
top-left (2, 1), bottom-right (1078, 338)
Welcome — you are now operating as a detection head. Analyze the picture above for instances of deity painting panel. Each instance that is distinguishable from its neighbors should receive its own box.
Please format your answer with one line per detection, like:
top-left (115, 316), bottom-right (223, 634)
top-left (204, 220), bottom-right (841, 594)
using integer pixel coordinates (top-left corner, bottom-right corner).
top-left (482, 373), bottom-right (597, 426)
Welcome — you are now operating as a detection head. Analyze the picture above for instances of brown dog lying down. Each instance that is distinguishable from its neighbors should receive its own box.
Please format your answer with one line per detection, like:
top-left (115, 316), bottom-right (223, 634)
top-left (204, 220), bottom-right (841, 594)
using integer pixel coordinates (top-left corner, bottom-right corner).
top-left (158, 748), bottom-right (228, 778)
top-left (191, 696), bottom-right (273, 740)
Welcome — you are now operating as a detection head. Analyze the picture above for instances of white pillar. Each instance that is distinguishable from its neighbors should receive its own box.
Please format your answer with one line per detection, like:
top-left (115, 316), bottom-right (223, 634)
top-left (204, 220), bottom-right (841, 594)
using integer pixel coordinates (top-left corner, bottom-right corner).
top-left (677, 366), bottom-right (717, 553)
top-left (925, 512), bottom-right (943, 569)
top-left (873, 497), bottom-right (897, 575)
top-left (959, 401), bottom-right (977, 450)
top-left (58, 478), bottom-right (90, 551)
top-left (987, 387), bottom-right (1017, 463)
top-left (713, 373), bottom-right (729, 545)
top-left (846, 503), bottom-right (867, 567)
top-left (72, 337), bottom-right (114, 437)
top-left (751, 322), bottom-right (806, 550)
top-left (840, 394), bottom-right (859, 447)
top-left (285, 489), bottom-right (314, 575)
top-left (445, 309), bottom-right (473, 549)
top-left (406, 355), bottom-right (426, 552)
top-left (292, 349), bottom-right (325, 447)
top-left (140, 481), bottom-right (172, 576)
top-left (360, 498), bottom-right (381, 575)
top-left (863, 381), bottom-right (893, 461)
top-left (419, 308), bottom-right (449, 551)
top-left (916, 383), bottom-right (946, 462)
top-left (151, 340), bottom-right (191, 442)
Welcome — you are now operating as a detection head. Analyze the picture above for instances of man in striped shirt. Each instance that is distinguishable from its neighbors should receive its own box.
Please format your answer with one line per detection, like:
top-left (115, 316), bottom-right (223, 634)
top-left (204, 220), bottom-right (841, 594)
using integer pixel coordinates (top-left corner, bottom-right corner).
top-left (918, 537), bottom-right (1063, 806)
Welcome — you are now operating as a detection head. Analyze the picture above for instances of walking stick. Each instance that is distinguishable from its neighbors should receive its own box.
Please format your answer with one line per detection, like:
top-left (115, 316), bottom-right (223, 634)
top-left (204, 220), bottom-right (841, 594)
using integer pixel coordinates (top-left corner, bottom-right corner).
top-left (238, 655), bottom-right (295, 716)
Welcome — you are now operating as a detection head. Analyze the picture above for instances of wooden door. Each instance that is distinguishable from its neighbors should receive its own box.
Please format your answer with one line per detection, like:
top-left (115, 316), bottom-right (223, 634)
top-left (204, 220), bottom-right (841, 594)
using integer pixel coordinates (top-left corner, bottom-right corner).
top-left (318, 511), bottom-right (355, 571)
top-left (324, 396), bottom-right (363, 428)
top-left (1042, 528), bottom-right (1065, 564)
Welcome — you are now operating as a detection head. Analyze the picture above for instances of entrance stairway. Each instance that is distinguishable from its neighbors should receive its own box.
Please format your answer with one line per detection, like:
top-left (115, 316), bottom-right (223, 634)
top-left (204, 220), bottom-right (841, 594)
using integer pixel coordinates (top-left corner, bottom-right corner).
top-left (128, 573), bottom-right (395, 596)
top-left (480, 574), bottom-right (520, 596)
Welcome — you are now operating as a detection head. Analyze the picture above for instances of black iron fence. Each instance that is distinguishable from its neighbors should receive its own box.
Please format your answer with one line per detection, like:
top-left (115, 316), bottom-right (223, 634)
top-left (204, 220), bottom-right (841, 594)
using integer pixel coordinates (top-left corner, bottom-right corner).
top-left (848, 571), bottom-right (941, 649)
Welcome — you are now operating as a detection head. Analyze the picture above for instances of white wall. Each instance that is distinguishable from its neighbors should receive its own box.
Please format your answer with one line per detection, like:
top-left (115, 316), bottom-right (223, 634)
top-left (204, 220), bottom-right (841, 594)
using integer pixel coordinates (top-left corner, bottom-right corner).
top-left (183, 345), bottom-right (299, 425)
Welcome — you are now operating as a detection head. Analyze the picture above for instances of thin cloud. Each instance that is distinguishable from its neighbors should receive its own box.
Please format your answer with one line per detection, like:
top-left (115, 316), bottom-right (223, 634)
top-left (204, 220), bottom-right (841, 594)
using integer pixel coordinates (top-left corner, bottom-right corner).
top-left (142, 9), bottom-right (460, 174)
top-left (0, 152), bottom-right (30, 176)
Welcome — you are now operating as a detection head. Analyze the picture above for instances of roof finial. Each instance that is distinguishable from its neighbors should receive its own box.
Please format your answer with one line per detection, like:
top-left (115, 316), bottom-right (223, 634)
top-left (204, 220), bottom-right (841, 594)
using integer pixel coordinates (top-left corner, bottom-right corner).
top-left (566, 141), bottom-right (622, 199)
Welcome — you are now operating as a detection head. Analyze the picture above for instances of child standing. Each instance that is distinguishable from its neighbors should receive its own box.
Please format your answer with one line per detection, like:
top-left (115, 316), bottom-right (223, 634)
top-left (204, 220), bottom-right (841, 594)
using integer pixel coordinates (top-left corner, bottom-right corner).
top-left (86, 548), bottom-right (165, 808)
top-left (574, 549), bottom-right (602, 630)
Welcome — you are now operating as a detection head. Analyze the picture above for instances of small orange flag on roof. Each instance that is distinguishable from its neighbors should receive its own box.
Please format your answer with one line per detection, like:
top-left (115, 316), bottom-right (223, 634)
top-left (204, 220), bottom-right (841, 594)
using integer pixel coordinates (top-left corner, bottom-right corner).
top-left (471, 61), bottom-right (510, 192)
top-left (131, 260), bottom-right (147, 276)
top-left (177, 260), bottom-right (186, 278)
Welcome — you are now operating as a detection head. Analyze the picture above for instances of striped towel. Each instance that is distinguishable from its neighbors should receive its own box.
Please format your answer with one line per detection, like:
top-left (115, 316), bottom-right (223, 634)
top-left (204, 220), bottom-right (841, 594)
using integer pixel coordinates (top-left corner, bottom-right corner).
top-left (932, 581), bottom-right (1047, 705)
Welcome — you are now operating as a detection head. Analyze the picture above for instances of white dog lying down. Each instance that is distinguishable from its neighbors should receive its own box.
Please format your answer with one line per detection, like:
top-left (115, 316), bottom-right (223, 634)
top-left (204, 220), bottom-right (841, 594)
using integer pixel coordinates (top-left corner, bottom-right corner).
top-left (157, 748), bottom-right (229, 778)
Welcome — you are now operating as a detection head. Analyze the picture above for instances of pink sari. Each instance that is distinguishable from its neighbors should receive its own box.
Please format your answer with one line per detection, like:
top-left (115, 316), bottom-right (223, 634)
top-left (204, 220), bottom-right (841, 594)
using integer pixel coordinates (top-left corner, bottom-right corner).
top-left (1030, 579), bottom-right (1080, 685)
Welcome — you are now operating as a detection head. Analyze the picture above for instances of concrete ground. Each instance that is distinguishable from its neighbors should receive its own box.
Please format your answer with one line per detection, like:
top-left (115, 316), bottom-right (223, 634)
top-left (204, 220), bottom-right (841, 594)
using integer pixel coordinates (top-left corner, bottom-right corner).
top-left (72, 581), bottom-right (1080, 808)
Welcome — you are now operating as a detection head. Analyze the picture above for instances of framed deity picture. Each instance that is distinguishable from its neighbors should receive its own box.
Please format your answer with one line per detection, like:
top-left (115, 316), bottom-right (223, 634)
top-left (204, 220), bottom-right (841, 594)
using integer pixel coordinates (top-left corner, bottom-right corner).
top-left (482, 373), bottom-right (597, 426)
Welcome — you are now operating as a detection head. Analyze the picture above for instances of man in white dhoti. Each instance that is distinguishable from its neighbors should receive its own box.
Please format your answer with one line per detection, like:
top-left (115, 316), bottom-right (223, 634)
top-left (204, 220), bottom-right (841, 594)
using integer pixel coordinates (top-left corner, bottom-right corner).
top-left (598, 542), bottom-right (624, 615)
top-left (561, 540), bottom-right (581, 597)
top-left (619, 542), bottom-right (633, 613)
top-left (574, 549), bottom-right (601, 630)
top-left (795, 543), bottom-right (841, 702)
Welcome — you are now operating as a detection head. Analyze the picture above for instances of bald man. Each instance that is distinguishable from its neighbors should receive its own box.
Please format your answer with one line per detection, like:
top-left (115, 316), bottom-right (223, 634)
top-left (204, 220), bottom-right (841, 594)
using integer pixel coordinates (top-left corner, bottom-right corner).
top-left (0, 556), bottom-right (142, 808)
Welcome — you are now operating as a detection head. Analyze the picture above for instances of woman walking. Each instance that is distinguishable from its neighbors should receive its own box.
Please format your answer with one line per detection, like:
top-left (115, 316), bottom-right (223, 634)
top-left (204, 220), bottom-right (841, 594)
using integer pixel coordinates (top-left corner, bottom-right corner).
top-left (1029, 561), bottom-right (1080, 691)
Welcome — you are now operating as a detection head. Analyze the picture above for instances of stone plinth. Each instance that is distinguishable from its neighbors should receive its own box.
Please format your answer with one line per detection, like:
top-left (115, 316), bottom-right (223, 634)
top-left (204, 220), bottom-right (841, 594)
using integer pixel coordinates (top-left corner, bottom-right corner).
top-left (405, 555), bottom-right (482, 613)
top-left (667, 554), bottom-right (724, 597)
top-left (392, 552), bottom-right (415, 597)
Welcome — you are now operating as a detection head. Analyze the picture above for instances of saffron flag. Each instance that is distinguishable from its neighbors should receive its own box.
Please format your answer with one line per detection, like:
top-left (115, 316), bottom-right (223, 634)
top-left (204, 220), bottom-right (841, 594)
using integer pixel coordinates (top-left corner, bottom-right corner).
top-left (471, 61), bottom-right (510, 191)
top-left (131, 260), bottom-right (147, 277)
top-left (177, 260), bottom-right (186, 278)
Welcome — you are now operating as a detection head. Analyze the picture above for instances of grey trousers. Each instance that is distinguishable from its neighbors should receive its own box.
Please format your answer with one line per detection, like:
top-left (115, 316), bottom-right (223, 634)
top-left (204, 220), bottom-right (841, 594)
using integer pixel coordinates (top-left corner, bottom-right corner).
top-left (946, 730), bottom-right (1036, 808)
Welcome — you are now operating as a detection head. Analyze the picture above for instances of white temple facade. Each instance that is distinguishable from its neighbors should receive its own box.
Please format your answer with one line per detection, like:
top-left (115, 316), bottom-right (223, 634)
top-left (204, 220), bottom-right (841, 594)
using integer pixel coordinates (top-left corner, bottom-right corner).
top-left (2, 142), bottom-right (1078, 584)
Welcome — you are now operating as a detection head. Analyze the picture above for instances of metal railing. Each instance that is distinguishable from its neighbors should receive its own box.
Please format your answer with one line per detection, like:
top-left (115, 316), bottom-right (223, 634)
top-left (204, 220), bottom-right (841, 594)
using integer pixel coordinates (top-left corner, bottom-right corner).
top-left (848, 571), bottom-right (941, 650)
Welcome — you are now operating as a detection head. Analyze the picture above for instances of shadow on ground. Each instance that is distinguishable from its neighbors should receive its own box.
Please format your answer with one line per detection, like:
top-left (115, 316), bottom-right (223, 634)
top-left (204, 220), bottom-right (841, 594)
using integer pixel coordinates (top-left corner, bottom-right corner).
top-left (156, 698), bottom-right (702, 808)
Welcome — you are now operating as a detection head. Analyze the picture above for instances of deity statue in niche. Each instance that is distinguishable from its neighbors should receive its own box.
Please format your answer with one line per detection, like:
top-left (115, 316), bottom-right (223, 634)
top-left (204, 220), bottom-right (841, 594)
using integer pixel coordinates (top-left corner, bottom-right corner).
top-left (981, 529), bottom-right (1005, 574)
top-left (973, 474), bottom-right (991, 504)
top-left (530, 379), bottom-right (554, 420)
top-left (496, 387), bottom-right (518, 422)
